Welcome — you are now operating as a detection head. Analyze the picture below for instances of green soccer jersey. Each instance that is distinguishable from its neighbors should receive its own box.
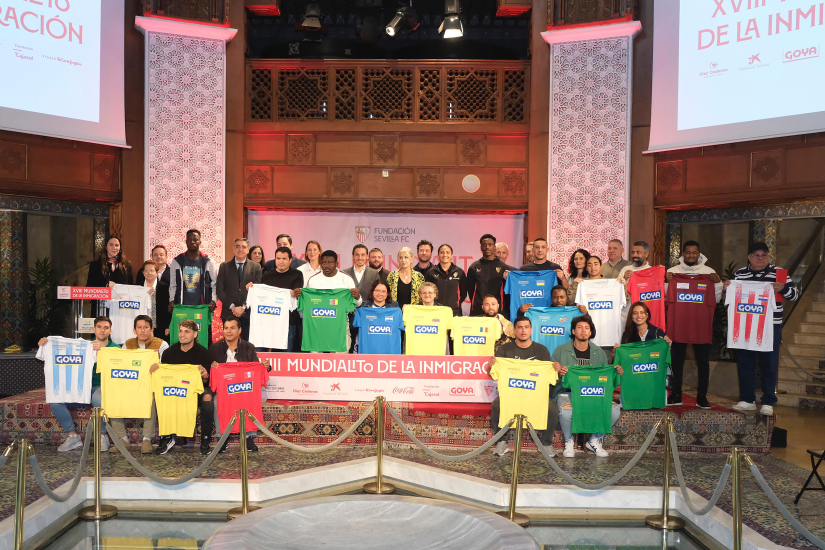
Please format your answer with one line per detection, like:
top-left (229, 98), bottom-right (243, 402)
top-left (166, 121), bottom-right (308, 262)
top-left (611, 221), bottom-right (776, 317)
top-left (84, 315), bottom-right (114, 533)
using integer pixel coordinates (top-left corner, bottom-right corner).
top-left (614, 339), bottom-right (671, 410)
top-left (562, 365), bottom-right (621, 435)
top-left (298, 288), bottom-right (357, 352)
top-left (170, 305), bottom-right (212, 348)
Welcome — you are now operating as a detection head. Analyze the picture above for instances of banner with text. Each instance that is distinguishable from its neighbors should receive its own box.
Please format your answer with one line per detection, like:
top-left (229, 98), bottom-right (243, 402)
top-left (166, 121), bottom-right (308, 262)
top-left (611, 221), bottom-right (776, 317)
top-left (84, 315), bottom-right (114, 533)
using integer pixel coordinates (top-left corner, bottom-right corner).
top-left (259, 353), bottom-right (498, 403)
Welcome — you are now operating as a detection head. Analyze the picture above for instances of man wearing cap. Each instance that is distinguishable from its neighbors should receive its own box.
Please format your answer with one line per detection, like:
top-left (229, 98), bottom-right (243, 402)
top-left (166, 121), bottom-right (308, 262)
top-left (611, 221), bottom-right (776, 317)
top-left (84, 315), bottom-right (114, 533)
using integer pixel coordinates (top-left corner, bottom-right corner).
top-left (723, 242), bottom-right (798, 416)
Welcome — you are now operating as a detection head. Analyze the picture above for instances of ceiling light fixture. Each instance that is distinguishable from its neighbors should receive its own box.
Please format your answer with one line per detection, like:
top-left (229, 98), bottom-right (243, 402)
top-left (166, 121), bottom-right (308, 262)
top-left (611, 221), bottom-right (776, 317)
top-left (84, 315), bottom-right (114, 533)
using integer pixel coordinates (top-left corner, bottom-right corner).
top-left (385, 5), bottom-right (420, 37)
top-left (438, 0), bottom-right (463, 38)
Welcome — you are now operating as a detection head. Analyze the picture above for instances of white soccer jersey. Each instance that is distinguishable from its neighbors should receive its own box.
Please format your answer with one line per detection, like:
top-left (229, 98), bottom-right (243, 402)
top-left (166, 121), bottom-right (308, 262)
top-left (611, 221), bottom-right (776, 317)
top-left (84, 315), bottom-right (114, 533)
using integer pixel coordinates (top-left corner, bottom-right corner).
top-left (107, 284), bottom-right (151, 344)
top-left (575, 278), bottom-right (626, 347)
top-left (726, 281), bottom-right (776, 352)
top-left (247, 284), bottom-right (296, 349)
top-left (36, 337), bottom-right (96, 403)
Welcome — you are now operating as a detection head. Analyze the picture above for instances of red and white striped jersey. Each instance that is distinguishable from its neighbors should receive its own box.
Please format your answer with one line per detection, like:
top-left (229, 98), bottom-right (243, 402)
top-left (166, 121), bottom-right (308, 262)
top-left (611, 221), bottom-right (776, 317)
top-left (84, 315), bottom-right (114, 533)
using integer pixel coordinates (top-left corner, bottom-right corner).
top-left (725, 281), bottom-right (776, 352)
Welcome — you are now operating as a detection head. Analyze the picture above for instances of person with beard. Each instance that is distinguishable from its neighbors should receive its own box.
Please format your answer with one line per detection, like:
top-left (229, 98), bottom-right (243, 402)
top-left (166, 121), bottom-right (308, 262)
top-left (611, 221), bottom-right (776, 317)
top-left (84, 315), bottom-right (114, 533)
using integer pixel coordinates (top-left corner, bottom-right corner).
top-left (368, 248), bottom-right (390, 284)
top-left (617, 241), bottom-right (654, 328)
top-left (414, 240), bottom-right (434, 277)
top-left (467, 234), bottom-right (516, 317)
top-left (479, 294), bottom-right (514, 350)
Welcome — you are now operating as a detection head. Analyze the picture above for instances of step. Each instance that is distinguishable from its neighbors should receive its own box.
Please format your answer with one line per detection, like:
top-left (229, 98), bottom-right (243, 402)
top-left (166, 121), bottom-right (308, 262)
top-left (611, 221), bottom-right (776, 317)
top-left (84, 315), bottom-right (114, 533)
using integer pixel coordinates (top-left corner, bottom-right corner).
top-left (784, 343), bottom-right (825, 358)
top-left (764, 391), bottom-right (825, 409)
top-left (809, 302), bottom-right (825, 312)
top-left (777, 365), bottom-right (822, 382)
top-left (779, 355), bottom-right (823, 370)
top-left (792, 333), bottom-right (825, 345)
top-left (798, 322), bottom-right (825, 334)
top-left (805, 312), bottom-right (825, 323)
top-left (777, 377), bottom-right (825, 395)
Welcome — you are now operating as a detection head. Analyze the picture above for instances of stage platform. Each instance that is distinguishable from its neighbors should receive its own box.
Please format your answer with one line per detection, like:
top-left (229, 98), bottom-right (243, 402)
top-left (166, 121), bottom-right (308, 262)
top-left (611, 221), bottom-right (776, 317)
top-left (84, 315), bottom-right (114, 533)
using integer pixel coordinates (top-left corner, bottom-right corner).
top-left (0, 389), bottom-right (775, 454)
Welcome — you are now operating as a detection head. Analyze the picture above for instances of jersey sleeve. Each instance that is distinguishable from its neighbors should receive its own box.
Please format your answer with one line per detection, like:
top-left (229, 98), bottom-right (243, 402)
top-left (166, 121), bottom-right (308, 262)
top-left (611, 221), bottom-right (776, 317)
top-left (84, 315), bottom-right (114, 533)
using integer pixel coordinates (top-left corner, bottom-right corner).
top-left (561, 371), bottom-right (570, 389)
top-left (194, 371), bottom-right (204, 395)
top-left (492, 319), bottom-right (502, 340)
top-left (352, 309), bottom-right (363, 328)
top-left (345, 291), bottom-right (357, 313)
top-left (209, 369), bottom-right (219, 392)
top-left (35, 340), bottom-right (48, 361)
top-left (443, 308), bottom-right (453, 330)
top-left (724, 284), bottom-right (733, 306)
top-left (396, 313), bottom-right (405, 332)
top-left (297, 292), bottom-right (307, 313)
top-left (503, 273), bottom-right (513, 296)
top-left (575, 282), bottom-right (584, 305)
top-left (612, 367), bottom-right (621, 389)
top-left (489, 363), bottom-right (500, 381)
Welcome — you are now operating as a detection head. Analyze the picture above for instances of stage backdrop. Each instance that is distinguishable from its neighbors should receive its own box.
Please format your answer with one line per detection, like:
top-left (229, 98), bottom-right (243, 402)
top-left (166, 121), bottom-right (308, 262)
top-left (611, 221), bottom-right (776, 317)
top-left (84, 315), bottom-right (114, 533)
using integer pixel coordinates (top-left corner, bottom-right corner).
top-left (248, 211), bottom-right (524, 273)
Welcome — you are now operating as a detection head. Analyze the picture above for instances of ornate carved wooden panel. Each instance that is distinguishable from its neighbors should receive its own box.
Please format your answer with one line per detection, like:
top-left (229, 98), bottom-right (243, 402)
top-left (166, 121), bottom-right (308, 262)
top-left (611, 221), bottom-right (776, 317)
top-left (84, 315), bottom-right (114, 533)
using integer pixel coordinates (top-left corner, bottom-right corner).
top-left (288, 135), bottom-right (315, 165)
top-left (0, 142), bottom-right (26, 179)
top-left (277, 68), bottom-right (329, 121)
top-left (415, 169), bottom-right (441, 199)
top-left (655, 161), bottom-right (684, 196)
top-left (418, 69), bottom-right (442, 122)
top-left (445, 69), bottom-right (498, 122)
top-left (246, 166), bottom-right (272, 194)
top-left (362, 69), bottom-right (414, 122)
top-left (330, 168), bottom-right (356, 197)
top-left (458, 136), bottom-right (486, 166)
top-left (145, 0), bottom-right (229, 25)
top-left (249, 68), bottom-right (273, 121)
top-left (503, 70), bottom-right (526, 122)
top-left (93, 154), bottom-right (116, 189)
top-left (372, 135), bottom-right (399, 167)
top-left (334, 69), bottom-right (357, 121)
top-left (750, 150), bottom-right (783, 187)
top-left (500, 169), bottom-right (527, 197)
top-left (548, 0), bottom-right (633, 28)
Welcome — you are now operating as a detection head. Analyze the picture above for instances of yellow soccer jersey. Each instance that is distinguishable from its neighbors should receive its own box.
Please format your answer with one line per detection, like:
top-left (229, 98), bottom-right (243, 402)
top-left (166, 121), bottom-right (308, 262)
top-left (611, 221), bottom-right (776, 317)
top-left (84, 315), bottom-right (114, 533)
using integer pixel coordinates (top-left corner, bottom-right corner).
top-left (450, 316), bottom-right (502, 356)
top-left (489, 358), bottom-right (558, 429)
top-left (152, 364), bottom-right (204, 436)
top-left (157, 539), bottom-right (198, 550)
top-left (97, 348), bottom-right (158, 418)
top-left (403, 305), bottom-right (453, 355)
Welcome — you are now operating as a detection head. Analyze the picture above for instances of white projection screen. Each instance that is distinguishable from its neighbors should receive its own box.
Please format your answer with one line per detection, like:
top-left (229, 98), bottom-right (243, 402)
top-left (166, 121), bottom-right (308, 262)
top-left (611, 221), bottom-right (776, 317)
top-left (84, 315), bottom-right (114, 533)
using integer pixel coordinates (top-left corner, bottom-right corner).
top-left (0, 0), bottom-right (126, 147)
top-left (649, 0), bottom-right (825, 152)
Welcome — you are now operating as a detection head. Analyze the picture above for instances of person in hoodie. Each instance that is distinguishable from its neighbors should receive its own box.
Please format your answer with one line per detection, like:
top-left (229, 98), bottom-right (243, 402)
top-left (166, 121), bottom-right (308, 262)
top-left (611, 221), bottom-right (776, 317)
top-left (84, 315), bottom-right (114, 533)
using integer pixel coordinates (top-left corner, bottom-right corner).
top-left (664, 240), bottom-right (723, 409)
top-left (425, 243), bottom-right (468, 317)
top-left (168, 228), bottom-right (218, 318)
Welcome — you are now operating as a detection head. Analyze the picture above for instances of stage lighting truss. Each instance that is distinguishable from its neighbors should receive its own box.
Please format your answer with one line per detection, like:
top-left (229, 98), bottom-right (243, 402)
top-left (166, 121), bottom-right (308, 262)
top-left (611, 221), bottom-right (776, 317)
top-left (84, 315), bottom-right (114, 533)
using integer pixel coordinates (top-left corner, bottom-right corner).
top-left (438, 0), bottom-right (463, 39)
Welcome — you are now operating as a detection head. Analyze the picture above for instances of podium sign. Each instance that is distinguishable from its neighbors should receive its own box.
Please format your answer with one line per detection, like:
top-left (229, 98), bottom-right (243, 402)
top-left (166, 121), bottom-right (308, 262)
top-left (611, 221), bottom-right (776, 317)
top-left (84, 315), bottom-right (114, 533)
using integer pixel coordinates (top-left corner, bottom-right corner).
top-left (57, 286), bottom-right (112, 300)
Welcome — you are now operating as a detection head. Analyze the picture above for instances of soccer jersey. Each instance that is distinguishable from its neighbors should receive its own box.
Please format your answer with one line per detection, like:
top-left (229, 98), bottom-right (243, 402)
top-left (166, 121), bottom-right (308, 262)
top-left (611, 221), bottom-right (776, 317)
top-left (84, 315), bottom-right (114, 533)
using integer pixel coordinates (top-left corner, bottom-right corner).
top-left (297, 288), bottom-right (357, 352)
top-left (627, 266), bottom-right (666, 332)
top-left (450, 316), bottom-right (502, 356)
top-left (353, 307), bottom-right (404, 355)
top-left (490, 358), bottom-right (558, 429)
top-left (210, 362), bottom-right (268, 434)
top-left (666, 274), bottom-right (716, 344)
top-left (247, 284), bottom-right (295, 349)
top-left (96, 347), bottom-right (157, 418)
top-left (527, 306), bottom-right (579, 354)
top-left (169, 305), bottom-right (212, 348)
top-left (107, 284), bottom-right (151, 344)
top-left (152, 363), bottom-right (204, 436)
top-left (562, 365), bottom-right (621, 434)
top-left (36, 337), bottom-right (96, 404)
top-left (726, 281), bottom-right (776, 352)
top-left (614, 339), bottom-right (670, 410)
top-left (504, 270), bottom-right (559, 320)
top-left (403, 305), bottom-right (453, 355)
top-left (574, 279), bottom-right (626, 347)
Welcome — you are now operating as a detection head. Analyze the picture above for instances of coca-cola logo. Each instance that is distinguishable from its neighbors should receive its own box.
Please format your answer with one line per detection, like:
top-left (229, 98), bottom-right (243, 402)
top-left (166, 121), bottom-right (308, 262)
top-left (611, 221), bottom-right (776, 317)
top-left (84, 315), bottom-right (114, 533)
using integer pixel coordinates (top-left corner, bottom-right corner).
top-left (450, 387), bottom-right (475, 396)
top-left (392, 386), bottom-right (414, 394)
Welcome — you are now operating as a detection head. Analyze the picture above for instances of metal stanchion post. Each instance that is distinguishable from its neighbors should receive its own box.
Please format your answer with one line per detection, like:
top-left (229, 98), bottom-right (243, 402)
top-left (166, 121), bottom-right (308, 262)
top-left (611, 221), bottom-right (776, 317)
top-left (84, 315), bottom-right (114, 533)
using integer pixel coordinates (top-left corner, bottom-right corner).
top-left (646, 417), bottom-right (685, 531)
top-left (228, 409), bottom-right (261, 519)
top-left (496, 414), bottom-right (529, 527)
top-left (79, 407), bottom-right (117, 520)
top-left (364, 396), bottom-right (396, 494)
top-left (13, 440), bottom-right (29, 550)
top-left (731, 447), bottom-right (743, 550)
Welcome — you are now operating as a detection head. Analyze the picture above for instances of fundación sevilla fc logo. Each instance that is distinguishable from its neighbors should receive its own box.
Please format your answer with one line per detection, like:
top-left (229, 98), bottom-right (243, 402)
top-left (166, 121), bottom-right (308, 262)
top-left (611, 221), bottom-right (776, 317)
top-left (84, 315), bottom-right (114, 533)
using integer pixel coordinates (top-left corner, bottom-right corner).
top-left (355, 226), bottom-right (371, 244)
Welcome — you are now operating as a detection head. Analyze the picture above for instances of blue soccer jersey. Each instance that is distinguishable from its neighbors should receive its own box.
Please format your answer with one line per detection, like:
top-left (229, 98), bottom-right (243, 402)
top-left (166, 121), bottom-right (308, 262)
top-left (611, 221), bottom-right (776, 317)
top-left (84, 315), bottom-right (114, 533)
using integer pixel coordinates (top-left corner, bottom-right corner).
top-left (504, 270), bottom-right (559, 320)
top-left (353, 307), bottom-right (405, 355)
top-left (527, 306), bottom-right (579, 354)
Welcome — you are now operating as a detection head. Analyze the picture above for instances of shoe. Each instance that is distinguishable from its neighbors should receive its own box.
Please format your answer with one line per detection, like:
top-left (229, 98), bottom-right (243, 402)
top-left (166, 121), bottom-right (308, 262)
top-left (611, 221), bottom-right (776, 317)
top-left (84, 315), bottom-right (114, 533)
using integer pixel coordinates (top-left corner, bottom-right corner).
top-left (99, 435), bottom-right (110, 453)
top-left (562, 439), bottom-right (576, 458)
top-left (733, 401), bottom-right (756, 411)
top-left (200, 438), bottom-right (211, 455)
top-left (219, 439), bottom-right (229, 453)
top-left (760, 405), bottom-right (774, 416)
top-left (58, 434), bottom-right (83, 452)
top-left (696, 396), bottom-right (711, 409)
top-left (493, 441), bottom-right (509, 457)
top-left (586, 438), bottom-right (609, 457)
top-left (246, 436), bottom-right (259, 453)
top-left (541, 442), bottom-right (557, 458)
top-left (667, 395), bottom-right (683, 406)
top-left (141, 439), bottom-right (153, 454)
top-left (154, 436), bottom-right (176, 455)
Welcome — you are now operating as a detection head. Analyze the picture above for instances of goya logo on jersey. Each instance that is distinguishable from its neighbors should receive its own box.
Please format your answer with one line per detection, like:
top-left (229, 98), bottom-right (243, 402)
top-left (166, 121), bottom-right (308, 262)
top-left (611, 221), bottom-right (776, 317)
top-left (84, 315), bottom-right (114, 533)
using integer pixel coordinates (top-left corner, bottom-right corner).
top-left (588, 301), bottom-right (613, 310)
top-left (632, 363), bottom-right (659, 374)
top-left (415, 325), bottom-right (438, 334)
top-left (520, 289), bottom-right (544, 298)
top-left (640, 290), bottom-right (662, 301)
top-left (508, 378), bottom-right (536, 390)
top-left (580, 386), bottom-right (606, 396)
top-left (677, 292), bottom-right (704, 303)
top-left (311, 308), bottom-right (336, 318)
top-left (462, 335), bottom-right (486, 345)
top-left (55, 355), bottom-right (83, 364)
top-left (162, 386), bottom-right (187, 397)
top-left (368, 325), bottom-right (392, 335)
top-left (258, 305), bottom-right (281, 315)
top-left (111, 369), bottom-right (139, 380)
top-left (227, 382), bottom-right (253, 394)
top-left (540, 326), bottom-right (565, 335)
top-left (119, 301), bottom-right (141, 310)
top-left (736, 303), bottom-right (765, 315)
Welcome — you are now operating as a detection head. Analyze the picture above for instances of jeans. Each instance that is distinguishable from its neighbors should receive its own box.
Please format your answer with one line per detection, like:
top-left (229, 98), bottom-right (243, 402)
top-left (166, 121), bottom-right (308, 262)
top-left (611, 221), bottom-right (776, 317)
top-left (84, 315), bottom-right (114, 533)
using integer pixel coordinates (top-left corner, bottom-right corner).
top-left (670, 342), bottom-right (711, 399)
top-left (212, 389), bottom-right (265, 436)
top-left (489, 388), bottom-right (560, 446)
top-left (51, 386), bottom-right (105, 434)
top-left (557, 392), bottom-right (621, 441)
top-left (736, 324), bottom-right (782, 406)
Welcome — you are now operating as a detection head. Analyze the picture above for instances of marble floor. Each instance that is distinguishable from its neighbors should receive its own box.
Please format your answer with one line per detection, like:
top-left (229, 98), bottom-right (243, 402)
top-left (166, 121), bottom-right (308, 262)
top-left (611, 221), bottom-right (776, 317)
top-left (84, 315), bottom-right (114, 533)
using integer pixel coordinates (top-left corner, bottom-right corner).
top-left (769, 405), bottom-right (824, 469)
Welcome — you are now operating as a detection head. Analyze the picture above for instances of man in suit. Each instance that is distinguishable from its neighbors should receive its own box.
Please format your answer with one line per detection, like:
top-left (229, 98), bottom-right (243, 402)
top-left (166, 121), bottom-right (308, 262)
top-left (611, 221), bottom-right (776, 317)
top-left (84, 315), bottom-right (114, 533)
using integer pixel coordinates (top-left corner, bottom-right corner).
top-left (136, 245), bottom-right (171, 286)
top-left (216, 238), bottom-right (262, 340)
top-left (342, 244), bottom-right (379, 352)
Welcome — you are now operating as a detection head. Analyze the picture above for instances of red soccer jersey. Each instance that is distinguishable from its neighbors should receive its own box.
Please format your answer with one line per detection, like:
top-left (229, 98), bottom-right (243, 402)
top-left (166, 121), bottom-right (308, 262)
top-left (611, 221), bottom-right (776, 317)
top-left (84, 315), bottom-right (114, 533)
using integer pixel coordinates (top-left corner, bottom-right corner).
top-left (628, 266), bottom-right (666, 332)
top-left (665, 274), bottom-right (716, 344)
top-left (210, 362), bottom-right (268, 434)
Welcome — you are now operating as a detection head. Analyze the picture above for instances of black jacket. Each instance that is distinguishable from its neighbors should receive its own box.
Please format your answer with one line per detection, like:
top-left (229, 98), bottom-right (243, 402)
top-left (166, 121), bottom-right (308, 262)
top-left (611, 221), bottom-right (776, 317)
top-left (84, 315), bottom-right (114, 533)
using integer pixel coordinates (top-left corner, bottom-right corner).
top-left (466, 258), bottom-right (515, 317)
top-left (216, 259), bottom-right (262, 320)
top-left (86, 259), bottom-right (133, 287)
top-left (136, 265), bottom-right (171, 287)
top-left (425, 263), bottom-right (468, 316)
top-left (209, 338), bottom-right (260, 363)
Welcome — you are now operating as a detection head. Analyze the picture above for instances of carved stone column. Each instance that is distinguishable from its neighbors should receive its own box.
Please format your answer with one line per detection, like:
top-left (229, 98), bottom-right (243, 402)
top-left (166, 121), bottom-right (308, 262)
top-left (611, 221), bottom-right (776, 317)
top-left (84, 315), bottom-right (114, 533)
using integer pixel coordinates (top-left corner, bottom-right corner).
top-left (542, 21), bottom-right (641, 264)
top-left (135, 17), bottom-right (237, 262)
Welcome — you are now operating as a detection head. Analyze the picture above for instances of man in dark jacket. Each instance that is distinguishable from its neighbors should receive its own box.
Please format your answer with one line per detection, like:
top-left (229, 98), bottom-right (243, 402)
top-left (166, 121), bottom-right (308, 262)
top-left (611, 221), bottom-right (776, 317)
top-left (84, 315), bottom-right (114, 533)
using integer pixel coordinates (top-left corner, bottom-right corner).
top-left (259, 247), bottom-right (304, 352)
top-left (216, 238), bottom-right (262, 340)
top-left (168, 229), bottom-right (217, 312)
top-left (136, 245), bottom-right (171, 286)
top-left (467, 234), bottom-right (516, 318)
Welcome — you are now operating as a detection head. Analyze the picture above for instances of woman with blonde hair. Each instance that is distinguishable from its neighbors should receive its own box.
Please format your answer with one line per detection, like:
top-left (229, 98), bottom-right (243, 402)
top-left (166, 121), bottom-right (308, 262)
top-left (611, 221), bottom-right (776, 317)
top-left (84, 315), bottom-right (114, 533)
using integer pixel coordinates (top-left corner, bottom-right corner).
top-left (386, 246), bottom-right (425, 307)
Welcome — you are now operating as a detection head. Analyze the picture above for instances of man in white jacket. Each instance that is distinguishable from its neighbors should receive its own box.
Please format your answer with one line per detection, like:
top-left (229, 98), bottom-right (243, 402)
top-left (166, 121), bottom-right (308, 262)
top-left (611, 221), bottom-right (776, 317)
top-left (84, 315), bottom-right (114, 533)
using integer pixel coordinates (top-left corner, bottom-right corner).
top-left (665, 240), bottom-right (722, 408)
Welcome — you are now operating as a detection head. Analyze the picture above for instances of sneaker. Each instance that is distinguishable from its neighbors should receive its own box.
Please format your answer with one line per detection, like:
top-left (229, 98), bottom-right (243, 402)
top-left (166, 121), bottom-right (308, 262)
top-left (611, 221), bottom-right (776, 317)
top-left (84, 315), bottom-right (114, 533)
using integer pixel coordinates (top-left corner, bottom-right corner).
top-left (246, 436), bottom-right (259, 453)
top-left (760, 405), bottom-right (774, 416)
top-left (586, 438), bottom-right (609, 457)
top-left (696, 397), bottom-right (712, 410)
top-left (140, 439), bottom-right (153, 454)
top-left (493, 441), bottom-right (509, 456)
top-left (57, 434), bottom-right (82, 452)
top-left (540, 442), bottom-right (557, 458)
top-left (219, 438), bottom-right (229, 453)
top-left (200, 438), bottom-right (211, 455)
top-left (99, 435), bottom-right (110, 453)
top-left (154, 436), bottom-right (176, 455)
top-left (562, 439), bottom-right (576, 458)
top-left (667, 395), bottom-right (683, 406)
top-left (733, 401), bottom-right (756, 411)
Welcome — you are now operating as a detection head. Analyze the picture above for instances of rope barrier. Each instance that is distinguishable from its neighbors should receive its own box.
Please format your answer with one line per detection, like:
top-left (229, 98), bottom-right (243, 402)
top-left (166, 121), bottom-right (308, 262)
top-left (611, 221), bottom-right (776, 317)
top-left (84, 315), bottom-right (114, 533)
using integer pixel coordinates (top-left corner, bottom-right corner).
top-left (0, 442), bottom-right (13, 471)
top-left (668, 431), bottom-right (731, 516)
top-left (527, 422), bottom-right (659, 490)
top-left (28, 422), bottom-right (94, 502)
top-left (385, 405), bottom-right (515, 462)
top-left (781, 342), bottom-right (825, 379)
top-left (101, 415), bottom-right (237, 486)
top-left (249, 401), bottom-right (376, 454)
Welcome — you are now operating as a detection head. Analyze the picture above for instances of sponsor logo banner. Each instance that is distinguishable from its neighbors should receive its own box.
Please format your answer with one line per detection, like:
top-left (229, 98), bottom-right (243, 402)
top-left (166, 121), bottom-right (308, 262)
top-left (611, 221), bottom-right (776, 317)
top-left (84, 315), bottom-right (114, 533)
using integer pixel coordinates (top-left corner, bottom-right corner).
top-left (540, 325), bottom-right (565, 335)
top-left (163, 387), bottom-right (187, 397)
top-left (580, 386), bottom-right (606, 396)
top-left (55, 355), bottom-right (83, 364)
top-left (258, 305), bottom-right (281, 315)
top-left (736, 302), bottom-right (765, 315)
top-left (111, 369), bottom-right (139, 380)
top-left (58, 286), bottom-right (114, 300)
top-left (588, 301), bottom-right (613, 310)
top-left (632, 363), bottom-right (659, 374)
top-left (677, 292), bottom-right (704, 303)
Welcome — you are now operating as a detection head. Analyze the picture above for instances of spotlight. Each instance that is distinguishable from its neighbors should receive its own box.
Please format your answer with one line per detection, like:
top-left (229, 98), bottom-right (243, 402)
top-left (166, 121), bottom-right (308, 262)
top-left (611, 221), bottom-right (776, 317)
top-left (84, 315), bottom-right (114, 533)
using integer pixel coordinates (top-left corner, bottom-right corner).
top-left (438, 0), bottom-right (462, 38)
top-left (385, 5), bottom-right (419, 37)
top-left (301, 2), bottom-right (322, 29)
